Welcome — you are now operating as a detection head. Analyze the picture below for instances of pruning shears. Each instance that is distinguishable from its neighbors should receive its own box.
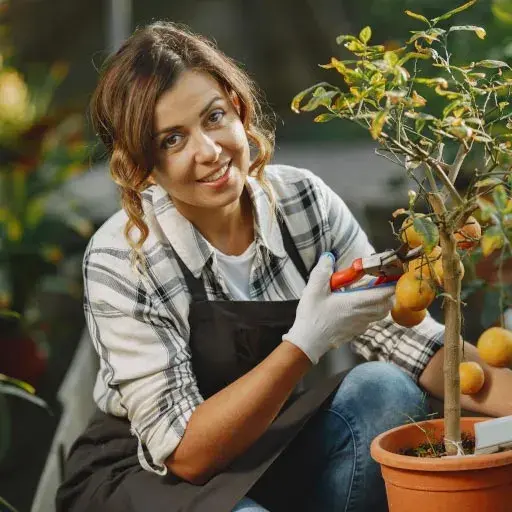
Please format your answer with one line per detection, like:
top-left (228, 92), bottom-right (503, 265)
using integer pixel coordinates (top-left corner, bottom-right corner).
top-left (330, 243), bottom-right (424, 291)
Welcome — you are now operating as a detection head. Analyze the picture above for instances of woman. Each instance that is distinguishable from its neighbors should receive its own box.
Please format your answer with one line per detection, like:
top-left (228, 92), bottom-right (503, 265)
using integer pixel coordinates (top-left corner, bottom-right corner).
top-left (56, 21), bottom-right (447, 512)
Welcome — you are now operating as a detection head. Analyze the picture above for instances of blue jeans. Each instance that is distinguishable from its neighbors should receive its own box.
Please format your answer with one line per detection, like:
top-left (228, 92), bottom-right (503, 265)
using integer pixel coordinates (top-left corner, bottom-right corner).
top-left (232, 362), bottom-right (429, 512)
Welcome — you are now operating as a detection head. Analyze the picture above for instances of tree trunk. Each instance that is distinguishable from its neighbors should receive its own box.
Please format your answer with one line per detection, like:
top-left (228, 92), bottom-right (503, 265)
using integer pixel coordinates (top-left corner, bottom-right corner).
top-left (428, 193), bottom-right (462, 456)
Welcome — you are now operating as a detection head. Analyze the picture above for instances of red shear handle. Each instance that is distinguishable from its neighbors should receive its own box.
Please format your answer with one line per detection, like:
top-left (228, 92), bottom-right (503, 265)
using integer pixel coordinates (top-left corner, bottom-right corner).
top-left (330, 258), bottom-right (364, 290)
top-left (374, 274), bottom-right (401, 286)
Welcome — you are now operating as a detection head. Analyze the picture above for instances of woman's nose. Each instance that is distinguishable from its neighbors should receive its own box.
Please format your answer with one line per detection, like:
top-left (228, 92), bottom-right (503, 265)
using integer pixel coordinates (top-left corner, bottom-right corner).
top-left (193, 131), bottom-right (221, 164)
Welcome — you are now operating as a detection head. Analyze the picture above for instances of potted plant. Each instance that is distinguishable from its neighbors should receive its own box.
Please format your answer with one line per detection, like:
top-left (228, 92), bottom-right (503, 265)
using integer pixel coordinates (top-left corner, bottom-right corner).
top-left (292, 0), bottom-right (512, 508)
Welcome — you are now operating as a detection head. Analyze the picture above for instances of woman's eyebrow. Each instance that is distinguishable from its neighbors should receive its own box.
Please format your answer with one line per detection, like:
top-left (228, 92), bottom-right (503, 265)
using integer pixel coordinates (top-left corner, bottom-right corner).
top-left (153, 95), bottom-right (223, 138)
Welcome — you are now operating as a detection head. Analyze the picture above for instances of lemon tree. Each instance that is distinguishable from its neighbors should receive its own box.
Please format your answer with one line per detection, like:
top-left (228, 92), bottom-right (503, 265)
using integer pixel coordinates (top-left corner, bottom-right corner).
top-left (292, 0), bottom-right (512, 454)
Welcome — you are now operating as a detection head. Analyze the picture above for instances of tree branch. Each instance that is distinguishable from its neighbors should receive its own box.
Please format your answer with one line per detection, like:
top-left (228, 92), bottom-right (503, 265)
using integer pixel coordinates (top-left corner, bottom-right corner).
top-left (427, 161), bottom-right (463, 206)
top-left (447, 143), bottom-right (469, 184)
top-left (381, 133), bottom-right (463, 205)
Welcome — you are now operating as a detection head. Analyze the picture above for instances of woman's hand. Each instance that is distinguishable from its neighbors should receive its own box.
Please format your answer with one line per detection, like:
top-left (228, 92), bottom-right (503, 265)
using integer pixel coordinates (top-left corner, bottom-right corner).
top-left (283, 252), bottom-right (395, 364)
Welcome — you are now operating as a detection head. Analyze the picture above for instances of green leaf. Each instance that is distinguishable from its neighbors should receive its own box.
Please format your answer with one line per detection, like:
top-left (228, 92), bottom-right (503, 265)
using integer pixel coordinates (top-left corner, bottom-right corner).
top-left (448, 25), bottom-right (486, 39)
top-left (413, 216), bottom-right (440, 252)
top-left (404, 111), bottom-right (437, 121)
top-left (344, 40), bottom-right (367, 53)
top-left (476, 197), bottom-right (498, 222)
top-left (313, 113), bottom-right (338, 123)
top-left (492, 184), bottom-right (508, 210)
top-left (432, 0), bottom-right (478, 25)
top-left (442, 99), bottom-right (463, 118)
top-left (335, 34), bottom-right (359, 45)
top-left (448, 124), bottom-right (473, 140)
top-left (474, 59), bottom-right (511, 69)
top-left (475, 177), bottom-right (504, 189)
top-left (384, 51), bottom-right (399, 67)
top-left (415, 118), bottom-right (427, 134)
top-left (414, 77), bottom-right (449, 88)
top-left (407, 28), bottom-right (446, 44)
top-left (290, 83), bottom-right (331, 113)
top-left (301, 88), bottom-right (337, 111)
top-left (291, 89), bottom-right (309, 114)
top-left (434, 86), bottom-right (461, 100)
top-left (405, 10), bottom-right (430, 24)
top-left (397, 52), bottom-right (431, 66)
top-left (0, 310), bottom-right (21, 320)
top-left (25, 196), bottom-right (46, 229)
top-left (359, 26), bottom-right (372, 44)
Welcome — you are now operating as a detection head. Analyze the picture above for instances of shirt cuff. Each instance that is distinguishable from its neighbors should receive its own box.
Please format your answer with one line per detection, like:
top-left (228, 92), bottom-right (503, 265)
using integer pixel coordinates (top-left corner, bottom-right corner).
top-left (131, 413), bottom-right (189, 475)
top-left (396, 314), bottom-right (445, 383)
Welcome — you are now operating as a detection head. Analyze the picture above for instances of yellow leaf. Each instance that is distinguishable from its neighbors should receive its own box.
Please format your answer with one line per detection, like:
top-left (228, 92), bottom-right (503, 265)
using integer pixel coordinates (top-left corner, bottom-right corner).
top-left (405, 10), bottom-right (430, 24)
top-left (476, 27), bottom-right (487, 39)
top-left (411, 90), bottom-right (427, 107)
top-left (370, 111), bottom-right (388, 139)
top-left (7, 218), bottom-right (22, 241)
top-left (481, 231), bottom-right (504, 256)
top-left (432, 0), bottom-right (478, 24)
top-left (0, 373), bottom-right (35, 394)
top-left (291, 90), bottom-right (307, 114)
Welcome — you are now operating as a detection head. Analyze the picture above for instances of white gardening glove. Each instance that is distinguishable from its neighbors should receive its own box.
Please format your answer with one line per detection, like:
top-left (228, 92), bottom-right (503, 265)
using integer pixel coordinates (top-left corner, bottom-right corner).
top-left (283, 252), bottom-right (395, 364)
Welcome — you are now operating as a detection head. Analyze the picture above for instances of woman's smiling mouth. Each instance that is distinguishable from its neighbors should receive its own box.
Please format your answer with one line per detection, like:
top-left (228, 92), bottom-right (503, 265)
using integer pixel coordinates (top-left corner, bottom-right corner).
top-left (198, 161), bottom-right (232, 184)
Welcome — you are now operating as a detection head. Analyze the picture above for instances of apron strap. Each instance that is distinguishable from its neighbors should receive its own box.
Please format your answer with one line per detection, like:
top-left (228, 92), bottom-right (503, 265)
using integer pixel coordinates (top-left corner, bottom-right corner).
top-left (276, 210), bottom-right (310, 284)
top-left (174, 253), bottom-right (209, 302)
top-left (173, 207), bottom-right (310, 302)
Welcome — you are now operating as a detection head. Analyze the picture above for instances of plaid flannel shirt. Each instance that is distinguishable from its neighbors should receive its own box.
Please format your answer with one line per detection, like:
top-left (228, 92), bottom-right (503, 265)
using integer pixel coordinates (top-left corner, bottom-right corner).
top-left (84, 164), bottom-right (445, 474)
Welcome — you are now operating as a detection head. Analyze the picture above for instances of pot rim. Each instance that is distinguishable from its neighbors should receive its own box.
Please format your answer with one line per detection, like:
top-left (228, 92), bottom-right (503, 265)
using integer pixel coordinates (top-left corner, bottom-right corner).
top-left (371, 417), bottom-right (512, 471)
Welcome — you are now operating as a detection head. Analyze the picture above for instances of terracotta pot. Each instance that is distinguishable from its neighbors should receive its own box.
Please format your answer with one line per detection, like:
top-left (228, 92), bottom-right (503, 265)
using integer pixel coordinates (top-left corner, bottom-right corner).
top-left (371, 417), bottom-right (512, 512)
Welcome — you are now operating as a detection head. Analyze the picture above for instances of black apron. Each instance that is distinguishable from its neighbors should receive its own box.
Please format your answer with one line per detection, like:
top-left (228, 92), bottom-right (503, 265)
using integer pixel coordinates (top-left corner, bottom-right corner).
top-left (56, 215), bottom-right (347, 512)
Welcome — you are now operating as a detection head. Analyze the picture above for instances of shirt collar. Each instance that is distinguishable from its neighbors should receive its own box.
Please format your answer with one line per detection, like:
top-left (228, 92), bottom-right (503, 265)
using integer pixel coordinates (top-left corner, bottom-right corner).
top-left (245, 175), bottom-right (286, 259)
top-left (147, 175), bottom-right (286, 278)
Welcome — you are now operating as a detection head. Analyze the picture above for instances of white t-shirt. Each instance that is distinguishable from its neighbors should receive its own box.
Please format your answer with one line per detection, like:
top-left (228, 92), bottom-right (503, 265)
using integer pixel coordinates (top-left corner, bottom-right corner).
top-left (215, 242), bottom-right (256, 300)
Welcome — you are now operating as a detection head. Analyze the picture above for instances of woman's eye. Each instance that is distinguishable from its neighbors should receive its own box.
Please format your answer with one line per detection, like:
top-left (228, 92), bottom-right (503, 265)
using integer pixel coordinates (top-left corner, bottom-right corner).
top-left (208, 109), bottom-right (225, 124)
top-left (162, 134), bottom-right (182, 149)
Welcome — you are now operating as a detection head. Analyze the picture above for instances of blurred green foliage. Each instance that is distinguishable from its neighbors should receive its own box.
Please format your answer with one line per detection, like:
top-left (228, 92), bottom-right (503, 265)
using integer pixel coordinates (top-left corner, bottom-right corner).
top-left (0, 0), bottom-right (91, 354)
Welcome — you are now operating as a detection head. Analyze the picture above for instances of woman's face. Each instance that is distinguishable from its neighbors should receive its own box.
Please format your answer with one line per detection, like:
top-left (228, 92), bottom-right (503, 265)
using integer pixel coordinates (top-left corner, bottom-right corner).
top-left (151, 70), bottom-right (251, 216)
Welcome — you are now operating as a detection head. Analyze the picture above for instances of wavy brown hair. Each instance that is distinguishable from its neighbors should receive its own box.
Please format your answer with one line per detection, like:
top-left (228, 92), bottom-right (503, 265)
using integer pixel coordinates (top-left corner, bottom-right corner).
top-left (90, 21), bottom-right (275, 265)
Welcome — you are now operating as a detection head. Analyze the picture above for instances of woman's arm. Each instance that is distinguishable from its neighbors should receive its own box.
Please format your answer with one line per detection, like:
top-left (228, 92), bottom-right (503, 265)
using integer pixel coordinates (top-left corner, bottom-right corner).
top-left (168, 250), bottom-right (395, 484)
top-left (419, 341), bottom-right (512, 417)
top-left (166, 341), bottom-right (311, 484)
